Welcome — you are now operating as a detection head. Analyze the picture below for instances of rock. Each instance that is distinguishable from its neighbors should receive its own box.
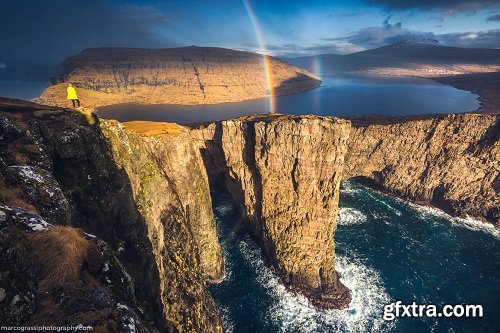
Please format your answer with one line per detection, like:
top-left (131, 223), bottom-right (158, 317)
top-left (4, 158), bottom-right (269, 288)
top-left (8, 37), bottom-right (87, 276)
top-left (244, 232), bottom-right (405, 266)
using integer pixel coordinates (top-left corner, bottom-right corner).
top-left (193, 114), bottom-right (352, 309)
top-left (38, 46), bottom-right (320, 108)
top-left (1, 95), bottom-right (498, 331)
top-left (0, 98), bottom-right (225, 332)
top-left (101, 120), bottom-right (225, 331)
top-left (0, 206), bottom-right (38, 325)
top-left (345, 113), bottom-right (500, 225)
top-left (0, 288), bottom-right (6, 303)
top-left (0, 204), bottom-right (160, 332)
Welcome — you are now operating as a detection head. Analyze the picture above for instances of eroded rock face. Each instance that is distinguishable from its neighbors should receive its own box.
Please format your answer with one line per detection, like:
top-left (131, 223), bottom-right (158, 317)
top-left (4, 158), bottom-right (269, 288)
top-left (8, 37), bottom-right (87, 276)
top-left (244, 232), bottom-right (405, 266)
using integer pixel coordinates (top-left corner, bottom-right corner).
top-left (0, 98), bottom-right (224, 332)
top-left (193, 115), bottom-right (352, 308)
top-left (38, 47), bottom-right (320, 108)
top-left (101, 120), bottom-right (225, 331)
top-left (345, 113), bottom-right (500, 225)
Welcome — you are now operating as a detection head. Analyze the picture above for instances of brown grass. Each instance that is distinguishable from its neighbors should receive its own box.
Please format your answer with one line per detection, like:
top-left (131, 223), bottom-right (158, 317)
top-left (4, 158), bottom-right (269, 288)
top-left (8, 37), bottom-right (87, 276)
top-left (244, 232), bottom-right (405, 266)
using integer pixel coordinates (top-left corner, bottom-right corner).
top-left (30, 226), bottom-right (99, 291)
top-left (123, 120), bottom-right (184, 136)
top-left (0, 182), bottom-right (38, 212)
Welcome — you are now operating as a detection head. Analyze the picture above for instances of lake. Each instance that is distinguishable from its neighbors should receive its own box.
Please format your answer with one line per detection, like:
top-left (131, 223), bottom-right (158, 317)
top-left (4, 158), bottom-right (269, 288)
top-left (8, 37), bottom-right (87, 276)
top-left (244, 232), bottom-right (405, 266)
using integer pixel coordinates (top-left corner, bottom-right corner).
top-left (97, 75), bottom-right (480, 124)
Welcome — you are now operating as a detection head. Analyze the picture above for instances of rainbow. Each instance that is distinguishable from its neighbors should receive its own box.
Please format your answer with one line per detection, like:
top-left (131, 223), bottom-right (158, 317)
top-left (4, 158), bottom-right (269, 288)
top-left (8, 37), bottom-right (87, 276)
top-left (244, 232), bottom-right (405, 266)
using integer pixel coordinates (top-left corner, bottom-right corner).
top-left (241, 0), bottom-right (275, 114)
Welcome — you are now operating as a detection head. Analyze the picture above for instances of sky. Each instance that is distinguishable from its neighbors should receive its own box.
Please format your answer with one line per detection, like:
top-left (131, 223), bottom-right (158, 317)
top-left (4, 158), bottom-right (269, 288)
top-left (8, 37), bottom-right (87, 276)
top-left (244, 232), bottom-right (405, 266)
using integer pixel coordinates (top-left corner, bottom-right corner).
top-left (0, 0), bottom-right (499, 79)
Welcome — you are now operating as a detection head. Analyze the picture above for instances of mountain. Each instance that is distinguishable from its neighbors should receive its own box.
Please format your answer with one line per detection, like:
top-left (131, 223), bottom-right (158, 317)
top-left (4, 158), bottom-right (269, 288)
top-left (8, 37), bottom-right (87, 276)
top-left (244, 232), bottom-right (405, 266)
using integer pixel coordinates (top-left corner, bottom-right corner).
top-left (289, 40), bottom-right (500, 76)
top-left (38, 46), bottom-right (320, 108)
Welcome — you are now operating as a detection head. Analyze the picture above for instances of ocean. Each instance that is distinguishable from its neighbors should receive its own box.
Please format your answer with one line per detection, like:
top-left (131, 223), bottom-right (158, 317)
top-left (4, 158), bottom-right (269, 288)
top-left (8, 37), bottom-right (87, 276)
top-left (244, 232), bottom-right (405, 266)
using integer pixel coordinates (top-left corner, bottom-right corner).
top-left (209, 181), bottom-right (499, 333)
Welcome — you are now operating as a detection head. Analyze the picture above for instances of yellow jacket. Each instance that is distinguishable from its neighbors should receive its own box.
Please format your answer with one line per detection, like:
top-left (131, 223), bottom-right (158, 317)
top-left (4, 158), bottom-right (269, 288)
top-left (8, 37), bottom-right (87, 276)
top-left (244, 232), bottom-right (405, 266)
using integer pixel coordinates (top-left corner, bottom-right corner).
top-left (67, 86), bottom-right (78, 100)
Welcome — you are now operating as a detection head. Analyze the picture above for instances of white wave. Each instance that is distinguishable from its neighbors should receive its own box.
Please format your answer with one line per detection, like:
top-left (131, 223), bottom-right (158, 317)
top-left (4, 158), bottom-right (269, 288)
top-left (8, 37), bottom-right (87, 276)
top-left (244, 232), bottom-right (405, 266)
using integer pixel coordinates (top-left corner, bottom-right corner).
top-left (353, 183), bottom-right (498, 238)
top-left (214, 203), bottom-right (234, 217)
top-left (238, 237), bottom-right (394, 333)
top-left (362, 189), bottom-right (402, 216)
top-left (338, 208), bottom-right (367, 226)
top-left (340, 181), bottom-right (362, 195)
top-left (402, 201), bottom-right (500, 239)
top-left (218, 305), bottom-right (235, 333)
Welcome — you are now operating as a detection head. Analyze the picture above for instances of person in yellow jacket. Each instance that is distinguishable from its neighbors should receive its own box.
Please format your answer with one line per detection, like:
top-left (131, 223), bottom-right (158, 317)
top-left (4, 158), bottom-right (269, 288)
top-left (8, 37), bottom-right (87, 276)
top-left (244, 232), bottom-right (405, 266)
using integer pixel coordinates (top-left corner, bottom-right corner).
top-left (67, 83), bottom-right (80, 108)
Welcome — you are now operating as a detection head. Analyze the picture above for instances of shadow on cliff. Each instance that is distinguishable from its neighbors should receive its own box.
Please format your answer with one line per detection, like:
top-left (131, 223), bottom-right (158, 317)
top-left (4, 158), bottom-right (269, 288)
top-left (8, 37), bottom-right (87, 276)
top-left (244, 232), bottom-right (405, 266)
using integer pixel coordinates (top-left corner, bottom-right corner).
top-left (274, 73), bottom-right (321, 96)
top-left (17, 107), bottom-right (168, 331)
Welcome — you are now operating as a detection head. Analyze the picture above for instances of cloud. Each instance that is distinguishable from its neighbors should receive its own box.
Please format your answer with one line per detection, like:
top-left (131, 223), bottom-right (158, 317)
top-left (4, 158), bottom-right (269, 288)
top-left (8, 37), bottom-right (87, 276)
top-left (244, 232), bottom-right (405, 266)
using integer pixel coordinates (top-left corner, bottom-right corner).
top-left (320, 16), bottom-right (434, 52)
top-left (364, 0), bottom-right (500, 13)
top-left (303, 42), bottom-right (366, 55)
top-left (121, 4), bottom-right (170, 25)
top-left (315, 16), bottom-right (500, 55)
top-left (438, 28), bottom-right (500, 47)
top-left (487, 13), bottom-right (500, 21)
top-left (239, 42), bottom-right (311, 57)
top-left (0, 0), bottom-right (175, 79)
top-left (239, 40), bottom-right (365, 57)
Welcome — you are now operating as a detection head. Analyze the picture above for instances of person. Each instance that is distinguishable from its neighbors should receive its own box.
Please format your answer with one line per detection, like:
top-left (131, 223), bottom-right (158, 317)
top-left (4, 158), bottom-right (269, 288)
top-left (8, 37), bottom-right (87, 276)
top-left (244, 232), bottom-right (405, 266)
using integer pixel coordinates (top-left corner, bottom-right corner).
top-left (67, 83), bottom-right (80, 108)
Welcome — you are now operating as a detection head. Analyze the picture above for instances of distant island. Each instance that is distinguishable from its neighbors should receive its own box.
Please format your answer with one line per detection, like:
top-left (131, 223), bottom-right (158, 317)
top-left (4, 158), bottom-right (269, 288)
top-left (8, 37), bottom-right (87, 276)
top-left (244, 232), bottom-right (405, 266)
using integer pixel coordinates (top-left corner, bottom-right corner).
top-left (37, 46), bottom-right (320, 108)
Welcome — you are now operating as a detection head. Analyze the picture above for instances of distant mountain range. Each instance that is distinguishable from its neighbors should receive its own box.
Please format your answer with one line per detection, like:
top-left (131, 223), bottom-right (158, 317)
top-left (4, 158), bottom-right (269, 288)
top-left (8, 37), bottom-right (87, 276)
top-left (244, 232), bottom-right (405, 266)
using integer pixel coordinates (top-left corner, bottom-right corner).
top-left (289, 40), bottom-right (500, 76)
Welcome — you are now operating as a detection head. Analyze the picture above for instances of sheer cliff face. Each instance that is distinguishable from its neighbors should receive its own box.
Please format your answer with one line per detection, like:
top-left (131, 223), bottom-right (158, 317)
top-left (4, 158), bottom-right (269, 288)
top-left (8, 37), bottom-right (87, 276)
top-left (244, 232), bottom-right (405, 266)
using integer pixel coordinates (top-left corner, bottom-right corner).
top-left (100, 121), bottom-right (224, 282)
top-left (345, 114), bottom-right (500, 225)
top-left (0, 99), bottom-right (224, 332)
top-left (39, 47), bottom-right (320, 108)
top-left (193, 115), bottom-right (352, 308)
top-left (100, 121), bottom-right (225, 332)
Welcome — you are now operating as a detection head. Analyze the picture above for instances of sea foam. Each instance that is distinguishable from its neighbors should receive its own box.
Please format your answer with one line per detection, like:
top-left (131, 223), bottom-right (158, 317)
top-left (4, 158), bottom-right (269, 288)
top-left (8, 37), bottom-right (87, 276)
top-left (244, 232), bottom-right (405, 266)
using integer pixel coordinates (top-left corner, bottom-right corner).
top-left (403, 201), bottom-right (500, 239)
top-left (338, 208), bottom-right (367, 226)
top-left (214, 202), bottom-right (234, 217)
top-left (237, 237), bottom-right (394, 333)
top-left (352, 182), bottom-right (499, 239)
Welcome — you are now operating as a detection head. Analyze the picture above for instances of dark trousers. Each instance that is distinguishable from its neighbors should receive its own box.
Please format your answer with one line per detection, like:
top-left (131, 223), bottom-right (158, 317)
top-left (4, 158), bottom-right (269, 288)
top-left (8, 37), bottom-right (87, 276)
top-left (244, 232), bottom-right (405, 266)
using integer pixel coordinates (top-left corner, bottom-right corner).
top-left (71, 99), bottom-right (80, 108)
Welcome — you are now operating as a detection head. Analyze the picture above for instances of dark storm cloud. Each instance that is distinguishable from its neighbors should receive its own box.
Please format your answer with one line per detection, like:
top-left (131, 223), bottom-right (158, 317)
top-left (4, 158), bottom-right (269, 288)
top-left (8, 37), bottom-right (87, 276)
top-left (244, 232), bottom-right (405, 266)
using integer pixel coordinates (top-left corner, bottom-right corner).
top-left (364, 0), bottom-right (500, 13)
top-left (0, 0), bottom-right (174, 71)
top-left (487, 14), bottom-right (500, 21)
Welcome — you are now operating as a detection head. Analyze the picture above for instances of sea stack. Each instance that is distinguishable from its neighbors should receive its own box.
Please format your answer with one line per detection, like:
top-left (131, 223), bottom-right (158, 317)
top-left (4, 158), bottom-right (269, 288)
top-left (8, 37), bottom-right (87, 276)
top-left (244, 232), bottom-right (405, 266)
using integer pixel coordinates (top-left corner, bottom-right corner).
top-left (193, 114), bottom-right (353, 308)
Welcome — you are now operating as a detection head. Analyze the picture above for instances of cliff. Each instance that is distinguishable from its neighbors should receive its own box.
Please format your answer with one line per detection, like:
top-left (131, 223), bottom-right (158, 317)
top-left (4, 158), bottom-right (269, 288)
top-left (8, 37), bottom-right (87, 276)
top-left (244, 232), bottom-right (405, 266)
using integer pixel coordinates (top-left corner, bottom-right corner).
top-left (192, 115), bottom-right (352, 309)
top-left (1, 97), bottom-right (498, 330)
top-left (345, 113), bottom-right (500, 225)
top-left (0, 98), bottom-right (224, 332)
top-left (38, 47), bottom-right (320, 108)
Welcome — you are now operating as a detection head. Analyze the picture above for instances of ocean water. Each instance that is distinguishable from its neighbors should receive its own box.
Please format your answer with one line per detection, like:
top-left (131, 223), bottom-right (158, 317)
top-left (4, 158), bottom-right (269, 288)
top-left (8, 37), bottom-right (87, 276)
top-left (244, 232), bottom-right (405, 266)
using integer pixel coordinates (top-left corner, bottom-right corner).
top-left (0, 80), bottom-right (49, 100)
top-left (209, 181), bottom-right (499, 333)
top-left (97, 75), bottom-right (479, 124)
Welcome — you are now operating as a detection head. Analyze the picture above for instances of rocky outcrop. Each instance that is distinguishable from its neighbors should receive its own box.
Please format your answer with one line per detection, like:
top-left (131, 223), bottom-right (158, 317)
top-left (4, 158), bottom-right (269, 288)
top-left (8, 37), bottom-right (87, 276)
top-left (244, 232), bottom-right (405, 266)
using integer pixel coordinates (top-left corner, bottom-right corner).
top-left (38, 47), bottom-right (320, 108)
top-left (344, 113), bottom-right (500, 225)
top-left (192, 115), bottom-right (352, 309)
top-left (0, 205), bottom-right (159, 332)
top-left (100, 120), bottom-right (224, 331)
top-left (0, 98), bottom-right (224, 332)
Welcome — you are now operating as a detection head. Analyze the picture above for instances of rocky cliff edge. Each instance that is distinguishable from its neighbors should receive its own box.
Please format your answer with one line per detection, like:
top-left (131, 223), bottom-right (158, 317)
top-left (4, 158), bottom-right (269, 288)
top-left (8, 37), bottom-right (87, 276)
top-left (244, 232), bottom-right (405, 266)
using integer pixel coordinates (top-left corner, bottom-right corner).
top-left (0, 98), bottom-right (224, 332)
